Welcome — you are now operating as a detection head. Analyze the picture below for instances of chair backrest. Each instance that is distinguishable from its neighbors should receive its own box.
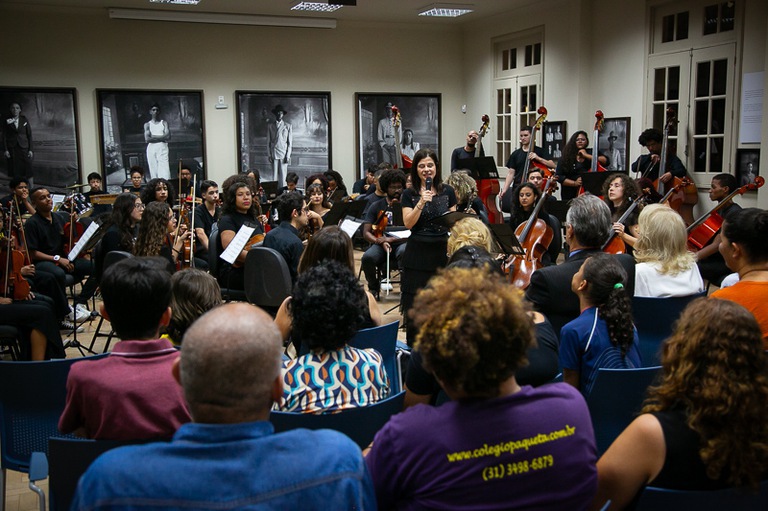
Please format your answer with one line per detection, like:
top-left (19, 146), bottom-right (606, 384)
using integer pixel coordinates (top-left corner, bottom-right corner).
top-left (270, 391), bottom-right (405, 449)
top-left (636, 480), bottom-right (768, 510)
top-left (586, 366), bottom-right (661, 456)
top-left (243, 247), bottom-right (292, 309)
top-left (102, 250), bottom-right (133, 278)
top-left (632, 291), bottom-right (706, 366)
top-left (208, 225), bottom-right (221, 277)
top-left (546, 213), bottom-right (562, 264)
top-left (48, 437), bottom-right (148, 511)
top-left (348, 321), bottom-right (401, 393)
top-left (0, 355), bottom-right (109, 472)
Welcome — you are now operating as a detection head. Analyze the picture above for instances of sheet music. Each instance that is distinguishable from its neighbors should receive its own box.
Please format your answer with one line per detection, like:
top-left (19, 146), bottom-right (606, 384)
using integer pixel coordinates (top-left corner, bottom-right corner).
top-left (219, 225), bottom-right (255, 265)
top-left (340, 217), bottom-right (363, 238)
top-left (388, 229), bottom-right (411, 239)
top-left (67, 221), bottom-right (101, 260)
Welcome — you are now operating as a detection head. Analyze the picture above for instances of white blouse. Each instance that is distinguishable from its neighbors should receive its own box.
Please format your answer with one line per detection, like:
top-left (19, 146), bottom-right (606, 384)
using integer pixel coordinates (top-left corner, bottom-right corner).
top-left (634, 262), bottom-right (705, 298)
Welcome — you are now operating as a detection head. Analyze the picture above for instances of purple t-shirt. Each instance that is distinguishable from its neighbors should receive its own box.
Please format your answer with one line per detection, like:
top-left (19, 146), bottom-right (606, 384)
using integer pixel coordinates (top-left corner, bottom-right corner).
top-left (366, 383), bottom-right (597, 510)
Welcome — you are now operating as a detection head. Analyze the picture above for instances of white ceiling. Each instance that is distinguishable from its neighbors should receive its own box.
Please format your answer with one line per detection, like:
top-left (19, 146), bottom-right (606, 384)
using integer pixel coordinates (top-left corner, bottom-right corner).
top-left (15, 0), bottom-right (528, 26)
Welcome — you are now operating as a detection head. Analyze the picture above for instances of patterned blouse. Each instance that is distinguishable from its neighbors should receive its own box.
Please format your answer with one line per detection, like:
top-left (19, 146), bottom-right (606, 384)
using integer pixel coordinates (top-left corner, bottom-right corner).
top-left (279, 345), bottom-right (390, 414)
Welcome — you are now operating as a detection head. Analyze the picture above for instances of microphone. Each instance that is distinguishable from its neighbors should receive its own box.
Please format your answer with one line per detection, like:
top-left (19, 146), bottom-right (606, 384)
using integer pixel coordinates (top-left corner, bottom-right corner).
top-left (425, 177), bottom-right (433, 191)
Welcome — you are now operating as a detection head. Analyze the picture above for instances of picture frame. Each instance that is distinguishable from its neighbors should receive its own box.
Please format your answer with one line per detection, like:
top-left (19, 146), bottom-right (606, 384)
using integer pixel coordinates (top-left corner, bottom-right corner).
top-left (597, 117), bottom-right (631, 172)
top-left (541, 121), bottom-right (567, 162)
top-left (356, 93), bottom-right (441, 178)
top-left (736, 148), bottom-right (760, 188)
top-left (0, 87), bottom-right (81, 194)
top-left (237, 91), bottom-right (331, 188)
top-left (97, 89), bottom-right (206, 193)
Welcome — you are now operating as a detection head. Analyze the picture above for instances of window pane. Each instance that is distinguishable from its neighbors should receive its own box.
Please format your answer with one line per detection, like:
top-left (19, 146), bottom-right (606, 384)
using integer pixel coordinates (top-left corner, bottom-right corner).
top-left (520, 88), bottom-right (528, 112)
top-left (712, 59), bottom-right (727, 95)
top-left (654, 68), bottom-right (666, 101)
top-left (668, 66), bottom-right (680, 100)
top-left (504, 89), bottom-right (511, 114)
top-left (662, 14), bottom-right (675, 42)
top-left (710, 137), bottom-right (723, 172)
top-left (696, 61), bottom-right (711, 98)
top-left (534, 43), bottom-right (542, 65)
top-left (502, 49), bottom-right (509, 71)
top-left (703, 4), bottom-right (718, 35)
top-left (667, 103), bottom-right (679, 136)
top-left (510, 49), bottom-right (517, 70)
top-left (497, 90), bottom-right (504, 113)
top-left (711, 98), bottom-right (725, 134)
top-left (525, 45), bottom-right (532, 67)
top-left (720, 1), bottom-right (735, 31)
top-left (529, 87), bottom-right (537, 111)
top-left (653, 104), bottom-right (665, 131)
top-left (504, 116), bottom-right (512, 140)
top-left (676, 11), bottom-right (689, 40)
top-left (694, 138), bottom-right (707, 172)
top-left (695, 100), bottom-right (709, 135)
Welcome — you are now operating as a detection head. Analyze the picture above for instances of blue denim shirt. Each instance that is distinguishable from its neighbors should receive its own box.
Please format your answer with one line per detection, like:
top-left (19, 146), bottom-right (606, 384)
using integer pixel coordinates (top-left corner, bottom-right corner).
top-left (71, 421), bottom-right (375, 510)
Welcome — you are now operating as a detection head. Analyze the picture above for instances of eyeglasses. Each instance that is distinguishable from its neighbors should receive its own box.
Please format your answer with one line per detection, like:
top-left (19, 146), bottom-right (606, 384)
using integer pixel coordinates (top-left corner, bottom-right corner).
top-left (134, 203), bottom-right (145, 210)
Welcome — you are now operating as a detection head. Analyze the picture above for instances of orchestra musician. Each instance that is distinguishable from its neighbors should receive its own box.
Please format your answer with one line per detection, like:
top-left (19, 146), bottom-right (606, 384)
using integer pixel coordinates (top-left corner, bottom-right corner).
top-left (83, 172), bottom-right (112, 217)
top-left (696, 173), bottom-right (741, 286)
top-left (305, 183), bottom-right (331, 230)
top-left (193, 180), bottom-right (220, 264)
top-left (123, 166), bottom-right (146, 194)
top-left (263, 191), bottom-right (307, 284)
top-left (216, 180), bottom-right (264, 291)
top-left (361, 169), bottom-right (407, 300)
top-left (97, 193), bottom-right (143, 273)
top-left (0, 177), bottom-right (36, 215)
top-left (324, 170), bottom-right (348, 205)
top-left (508, 182), bottom-right (556, 267)
top-left (630, 128), bottom-right (686, 184)
top-left (556, 131), bottom-right (607, 201)
top-left (449, 130), bottom-right (485, 171)
top-left (445, 170), bottom-right (488, 224)
top-left (134, 201), bottom-right (189, 271)
top-left (602, 173), bottom-right (641, 255)
top-left (500, 126), bottom-right (555, 201)
top-left (140, 178), bottom-right (175, 208)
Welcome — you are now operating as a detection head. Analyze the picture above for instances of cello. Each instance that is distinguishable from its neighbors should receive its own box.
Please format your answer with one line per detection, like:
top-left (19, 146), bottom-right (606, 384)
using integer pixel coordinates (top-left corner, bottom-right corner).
top-left (578, 110), bottom-right (608, 195)
top-left (686, 177), bottom-right (764, 252)
top-left (508, 178), bottom-right (557, 289)
top-left (473, 114), bottom-right (503, 224)
top-left (601, 192), bottom-right (649, 254)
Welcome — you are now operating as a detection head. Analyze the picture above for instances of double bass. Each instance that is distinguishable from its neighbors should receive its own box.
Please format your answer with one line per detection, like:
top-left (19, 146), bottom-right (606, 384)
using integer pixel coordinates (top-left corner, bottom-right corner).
top-left (508, 178), bottom-right (557, 289)
top-left (519, 106), bottom-right (554, 187)
top-left (686, 177), bottom-right (764, 252)
top-left (578, 110), bottom-right (608, 195)
top-left (473, 114), bottom-right (503, 224)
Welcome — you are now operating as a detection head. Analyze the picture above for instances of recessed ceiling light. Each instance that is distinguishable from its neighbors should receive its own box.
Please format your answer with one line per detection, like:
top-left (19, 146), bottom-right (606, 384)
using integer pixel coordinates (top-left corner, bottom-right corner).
top-left (291, 1), bottom-right (343, 12)
top-left (150, 0), bottom-right (201, 5)
top-left (418, 4), bottom-right (474, 17)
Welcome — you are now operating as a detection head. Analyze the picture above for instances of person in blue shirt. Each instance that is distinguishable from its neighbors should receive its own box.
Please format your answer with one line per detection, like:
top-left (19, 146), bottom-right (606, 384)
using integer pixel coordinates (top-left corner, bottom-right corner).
top-left (560, 252), bottom-right (641, 395)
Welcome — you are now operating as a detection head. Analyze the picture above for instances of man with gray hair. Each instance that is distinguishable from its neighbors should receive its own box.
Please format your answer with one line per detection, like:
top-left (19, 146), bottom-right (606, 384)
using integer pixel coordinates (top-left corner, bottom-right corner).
top-left (525, 194), bottom-right (635, 338)
top-left (72, 303), bottom-right (376, 510)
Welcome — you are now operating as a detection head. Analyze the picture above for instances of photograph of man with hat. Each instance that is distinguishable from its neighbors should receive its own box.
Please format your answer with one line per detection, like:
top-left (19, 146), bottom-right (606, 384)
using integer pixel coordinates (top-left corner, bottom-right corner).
top-left (605, 130), bottom-right (622, 171)
top-left (267, 104), bottom-right (292, 186)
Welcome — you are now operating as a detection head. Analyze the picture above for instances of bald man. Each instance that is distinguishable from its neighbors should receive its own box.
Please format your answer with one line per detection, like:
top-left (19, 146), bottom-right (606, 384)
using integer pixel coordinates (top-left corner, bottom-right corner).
top-left (72, 303), bottom-right (376, 510)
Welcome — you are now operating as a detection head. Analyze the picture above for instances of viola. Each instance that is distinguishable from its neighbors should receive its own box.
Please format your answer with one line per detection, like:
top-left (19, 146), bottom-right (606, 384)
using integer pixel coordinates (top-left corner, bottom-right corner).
top-left (509, 178), bottom-right (557, 289)
top-left (578, 110), bottom-right (607, 195)
top-left (686, 177), bottom-right (764, 252)
top-left (231, 232), bottom-right (266, 268)
top-left (372, 210), bottom-right (388, 238)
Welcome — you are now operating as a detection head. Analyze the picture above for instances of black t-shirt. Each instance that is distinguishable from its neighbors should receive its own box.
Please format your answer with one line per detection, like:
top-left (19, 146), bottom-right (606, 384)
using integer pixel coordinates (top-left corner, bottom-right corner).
top-left (217, 211), bottom-right (264, 271)
top-left (400, 185), bottom-right (457, 236)
top-left (26, 212), bottom-right (64, 257)
top-left (505, 146), bottom-right (552, 188)
top-left (193, 203), bottom-right (220, 254)
top-left (364, 197), bottom-right (403, 228)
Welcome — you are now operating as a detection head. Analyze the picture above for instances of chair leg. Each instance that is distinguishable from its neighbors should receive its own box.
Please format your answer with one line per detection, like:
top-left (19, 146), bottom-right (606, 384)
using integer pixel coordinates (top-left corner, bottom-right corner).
top-left (1, 467), bottom-right (6, 511)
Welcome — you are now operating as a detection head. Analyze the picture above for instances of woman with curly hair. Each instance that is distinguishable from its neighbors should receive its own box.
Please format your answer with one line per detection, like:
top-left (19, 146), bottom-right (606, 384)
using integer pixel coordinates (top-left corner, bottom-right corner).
top-left (216, 180), bottom-right (265, 290)
top-left (278, 260), bottom-right (390, 414)
top-left (140, 177), bottom-right (175, 208)
top-left (444, 170), bottom-right (488, 223)
top-left (560, 252), bottom-right (641, 394)
top-left (446, 217), bottom-right (494, 258)
top-left (97, 193), bottom-right (143, 274)
top-left (633, 204), bottom-right (704, 297)
top-left (163, 268), bottom-right (222, 345)
top-left (367, 266), bottom-right (598, 510)
top-left (593, 298), bottom-right (768, 508)
top-left (324, 169), bottom-right (348, 204)
top-left (602, 173), bottom-right (641, 253)
top-left (134, 201), bottom-right (188, 270)
top-left (556, 130), bottom-right (607, 201)
top-left (711, 207), bottom-right (768, 345)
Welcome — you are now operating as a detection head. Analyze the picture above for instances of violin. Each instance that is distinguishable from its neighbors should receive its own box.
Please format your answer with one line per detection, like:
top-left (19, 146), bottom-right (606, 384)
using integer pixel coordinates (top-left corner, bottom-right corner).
top-left (372, 210), bottom-right (388, 238)
top-left (508, 178), bottom-right (557, 289)
top-left (578, 110), bottom-right (607, 195)
top-left (601, 192), bottom-right (648, 254)
top-left (231, 231), bottom-right (266, 268)
top-left (0, 206), bottom-right (31, 301)
top-left (686, 177), bottom-right (764, 252)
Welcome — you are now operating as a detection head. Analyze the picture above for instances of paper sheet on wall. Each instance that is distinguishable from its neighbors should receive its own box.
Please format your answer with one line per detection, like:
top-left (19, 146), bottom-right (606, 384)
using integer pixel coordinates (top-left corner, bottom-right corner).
top-left (219, 225), bottom-right (255, 264)
top-left (739, 72), bottom-right (764, 144)
top-left (67, 221), bottom-right (101, 260)
top-left (340, 217), bottom-right (363, 239)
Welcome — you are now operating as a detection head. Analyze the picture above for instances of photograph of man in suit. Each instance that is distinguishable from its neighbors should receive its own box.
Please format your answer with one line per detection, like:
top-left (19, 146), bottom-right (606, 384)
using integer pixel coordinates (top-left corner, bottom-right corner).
top-left (2, 102), bottom-right (33, 179)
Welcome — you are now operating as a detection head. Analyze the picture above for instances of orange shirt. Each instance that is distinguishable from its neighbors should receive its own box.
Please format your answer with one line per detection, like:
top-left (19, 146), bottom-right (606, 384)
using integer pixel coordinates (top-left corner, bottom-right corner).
top-left (712, 281), bottom-right (768, 348)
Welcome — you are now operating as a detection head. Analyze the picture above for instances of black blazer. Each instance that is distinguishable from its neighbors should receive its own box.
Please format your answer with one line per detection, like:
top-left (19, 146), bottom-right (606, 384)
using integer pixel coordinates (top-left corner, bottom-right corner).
top-left (525, 248), bottom-right (636, 339)
top-left (2, 115), bottom-right (32, 152)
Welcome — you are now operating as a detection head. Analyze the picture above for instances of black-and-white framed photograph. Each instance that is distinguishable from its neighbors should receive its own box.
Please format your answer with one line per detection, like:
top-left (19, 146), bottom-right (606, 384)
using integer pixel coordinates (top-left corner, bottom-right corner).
top-left (0, 87), bottom-right (81, 194)
top-left (237, 91), bottom-right (331, 188)
top-left (542, 120), bottom-right (566, 162)
top-left (97, 89), bottom-right (205, 193)
top-left (736, 148), bottom-right (760, 187)
top-left (597, 117), bottom-right (631, 171)
top-left (356, 93), bottom-right (441, 177)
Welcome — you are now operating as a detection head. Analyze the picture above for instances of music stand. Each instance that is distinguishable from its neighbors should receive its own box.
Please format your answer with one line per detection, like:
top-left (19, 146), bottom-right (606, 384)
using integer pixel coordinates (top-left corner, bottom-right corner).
top-left (260, 181), bottom-right (279, 200)
top-left (324, 200), bottom-right (367, 226)
top-left (457, 156), bottom-right (500, 180)
top-left (429, 211), bottom-right (476, 230)
top-left (488, 223), bottom-right (525, 257)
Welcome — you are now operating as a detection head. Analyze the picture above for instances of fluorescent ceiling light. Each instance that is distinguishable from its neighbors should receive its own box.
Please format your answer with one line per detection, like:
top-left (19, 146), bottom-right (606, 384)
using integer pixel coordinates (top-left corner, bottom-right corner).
top-left (291, 1), bottom-right (343, 12)
top-left (108, 8), bottom-right (337, 28)
top-left (418, 4), bottom-right (474, 17)
top-left (150, 0), bottom-right (200, 5)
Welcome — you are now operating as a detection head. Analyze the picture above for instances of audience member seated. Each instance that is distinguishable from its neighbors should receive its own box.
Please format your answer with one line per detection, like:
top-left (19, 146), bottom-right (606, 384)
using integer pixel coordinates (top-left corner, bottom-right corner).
top-left (526, 193), bottom-right (636, 338)
top-left (560, 253), bottom-right (641, 394)
top-left (445, 170), bottom-right (488, 224)
top-left (134, 202), bottom-right (188, 271)
top-left (405, 247), bottom-right (558, 408)
top-left (633, 203), bottom-right (704, 297)
top-left (446, 216), bottom-right (494, 258)
top-left (366, 266), bottom-right (597, 509)
top-left (72, 302), bottom-right (375, 509)
top-left (263, 191), bottom-right (309, 283)
top-left (59, 257), bottom-right (191, 440)
top-left (360, 168), bottom-right (407, 299)
top-left (592, 298), bottom-right (768, 509)
top-left (279, 261), bottom-right (390, 413)
top-left (711, 207), bottom-right (768, 347)
top-left (275, 226), bottom-right (382, 343)
top-left (162, 268), bottom-right (222, 346)
top-left (139, 177), bottom-right (175, 208)
top-left (217, 180), bottom-right (264, 291)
